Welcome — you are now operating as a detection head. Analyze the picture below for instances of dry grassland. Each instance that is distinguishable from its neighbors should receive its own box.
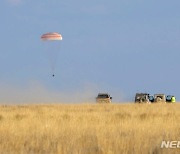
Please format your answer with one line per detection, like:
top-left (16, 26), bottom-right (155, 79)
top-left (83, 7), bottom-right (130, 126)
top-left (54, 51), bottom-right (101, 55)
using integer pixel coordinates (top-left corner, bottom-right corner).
top-left (0, 103), bottom-right (180, 154)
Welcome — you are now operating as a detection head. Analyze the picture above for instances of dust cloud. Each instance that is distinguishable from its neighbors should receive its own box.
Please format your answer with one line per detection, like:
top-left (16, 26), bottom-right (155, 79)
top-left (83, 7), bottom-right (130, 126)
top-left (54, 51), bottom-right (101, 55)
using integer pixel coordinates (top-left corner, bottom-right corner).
top-left (0, 81), bottom-right (126, 104)
top-left (0, 82), bottom-right (98, 104)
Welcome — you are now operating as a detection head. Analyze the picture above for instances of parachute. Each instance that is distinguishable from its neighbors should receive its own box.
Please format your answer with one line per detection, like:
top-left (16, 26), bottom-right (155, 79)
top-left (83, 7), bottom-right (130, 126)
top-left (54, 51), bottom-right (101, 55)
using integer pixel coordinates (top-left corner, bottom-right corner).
top-left (41, 32), bottom-right (62, 41)
top-left (41, 32), bottom-right (63, 77)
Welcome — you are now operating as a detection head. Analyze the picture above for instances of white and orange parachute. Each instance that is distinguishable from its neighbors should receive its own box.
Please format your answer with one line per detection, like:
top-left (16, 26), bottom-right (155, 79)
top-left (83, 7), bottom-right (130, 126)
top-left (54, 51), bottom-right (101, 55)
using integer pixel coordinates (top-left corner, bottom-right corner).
top-left (41, 32), bottom-right (63, 41)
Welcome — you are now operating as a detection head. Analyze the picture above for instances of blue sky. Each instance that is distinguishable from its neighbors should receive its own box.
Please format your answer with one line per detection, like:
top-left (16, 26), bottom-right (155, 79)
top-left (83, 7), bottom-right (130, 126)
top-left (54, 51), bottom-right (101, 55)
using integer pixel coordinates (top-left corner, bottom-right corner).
top-left (0, 0), bottom-right (180, 103)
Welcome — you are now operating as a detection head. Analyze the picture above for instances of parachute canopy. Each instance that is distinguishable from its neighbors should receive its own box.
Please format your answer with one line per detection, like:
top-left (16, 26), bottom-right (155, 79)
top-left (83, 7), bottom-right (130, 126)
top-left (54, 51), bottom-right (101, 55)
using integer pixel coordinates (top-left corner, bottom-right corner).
top-left (41, 32), bottom-right (62, 41)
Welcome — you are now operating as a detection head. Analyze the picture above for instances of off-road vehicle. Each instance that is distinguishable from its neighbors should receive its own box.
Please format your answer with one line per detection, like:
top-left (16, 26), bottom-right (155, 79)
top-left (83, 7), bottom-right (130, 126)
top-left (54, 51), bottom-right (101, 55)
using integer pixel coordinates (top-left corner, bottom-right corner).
top-left (154, 94), bottom-right (166, 103)
top-left (135, 93), bottom-right (151, 103)
top-left (96, 93), bottom-right (112, 103)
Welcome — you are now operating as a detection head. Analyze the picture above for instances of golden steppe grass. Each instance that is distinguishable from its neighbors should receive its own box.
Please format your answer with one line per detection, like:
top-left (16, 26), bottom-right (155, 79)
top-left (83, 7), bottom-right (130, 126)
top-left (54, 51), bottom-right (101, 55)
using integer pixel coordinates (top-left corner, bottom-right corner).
top-left (0, 103), bottom-right (180, 154)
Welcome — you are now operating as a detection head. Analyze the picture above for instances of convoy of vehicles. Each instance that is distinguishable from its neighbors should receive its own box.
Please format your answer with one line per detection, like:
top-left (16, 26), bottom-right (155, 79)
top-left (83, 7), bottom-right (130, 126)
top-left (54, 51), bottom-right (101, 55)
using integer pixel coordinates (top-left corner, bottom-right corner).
top-left (134, 93), bottom-right (176, 103)
top-left (95, 92), bottom-right (176, 103)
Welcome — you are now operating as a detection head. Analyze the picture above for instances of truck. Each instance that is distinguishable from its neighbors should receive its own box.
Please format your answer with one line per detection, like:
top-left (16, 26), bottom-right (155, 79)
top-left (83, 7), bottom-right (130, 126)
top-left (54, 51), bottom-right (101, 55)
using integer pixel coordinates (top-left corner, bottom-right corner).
top-left (96, 93), bottom-right (112, 103)
top-left (154, 94), bottom-right (166, 103)
top-left (135, 93), bottom-right (151, 103)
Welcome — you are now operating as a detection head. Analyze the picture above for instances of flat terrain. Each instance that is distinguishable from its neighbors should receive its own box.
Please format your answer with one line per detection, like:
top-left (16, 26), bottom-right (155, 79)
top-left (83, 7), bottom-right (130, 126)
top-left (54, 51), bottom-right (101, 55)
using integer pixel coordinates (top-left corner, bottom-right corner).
top-left (0, 103), bottom-right (179, 154)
